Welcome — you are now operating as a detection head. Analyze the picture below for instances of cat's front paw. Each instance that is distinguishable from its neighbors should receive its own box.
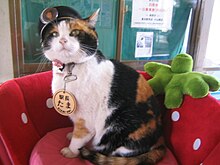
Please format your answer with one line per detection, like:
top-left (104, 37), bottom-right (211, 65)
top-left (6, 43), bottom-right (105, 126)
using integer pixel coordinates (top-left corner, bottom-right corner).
top-left (60, 147), bottom-right (78, 158)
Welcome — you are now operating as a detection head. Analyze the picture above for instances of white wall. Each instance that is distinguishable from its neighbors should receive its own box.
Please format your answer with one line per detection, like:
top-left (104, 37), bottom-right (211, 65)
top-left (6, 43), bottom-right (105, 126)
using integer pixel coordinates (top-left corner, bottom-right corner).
top-left (204, 0), bottom-right (220, 67)
top-left (0, 0), bottom-right (14, 83)
top-left (193, 0), bottom-right (215, 71)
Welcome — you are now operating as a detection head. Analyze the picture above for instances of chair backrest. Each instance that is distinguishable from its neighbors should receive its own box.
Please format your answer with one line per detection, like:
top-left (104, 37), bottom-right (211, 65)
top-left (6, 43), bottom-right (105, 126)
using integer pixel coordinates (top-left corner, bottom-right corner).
top-left (1, 70), bottom-right (220, 165)
top-left (0, 71), bottom-right (71, 164)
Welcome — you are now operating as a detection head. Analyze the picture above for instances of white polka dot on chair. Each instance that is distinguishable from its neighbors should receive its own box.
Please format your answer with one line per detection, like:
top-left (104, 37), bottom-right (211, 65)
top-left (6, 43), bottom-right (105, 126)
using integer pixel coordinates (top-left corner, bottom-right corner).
top-left (21, 113), bottom-right (28, 124)
top-left (171, 111), bottom-right (180, 122)
top-left (193, 138), bottom-right (202, 150)
top-left (46, 98), bottom-right (54, 109)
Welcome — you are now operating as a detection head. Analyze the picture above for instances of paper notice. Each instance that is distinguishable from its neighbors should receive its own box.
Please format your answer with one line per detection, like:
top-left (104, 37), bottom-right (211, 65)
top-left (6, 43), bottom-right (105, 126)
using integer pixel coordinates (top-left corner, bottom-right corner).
top-left (135, 32), bottom-right (154, 58)
top-left (131, 0), bottom-right (174, 31)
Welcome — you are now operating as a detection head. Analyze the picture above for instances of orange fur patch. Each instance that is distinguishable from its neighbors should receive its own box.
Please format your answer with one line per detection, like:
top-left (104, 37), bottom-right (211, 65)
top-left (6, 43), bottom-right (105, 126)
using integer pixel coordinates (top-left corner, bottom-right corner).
top-left (147, 109), bottom-right (154, 116)
top-left (151, 136), bottom-right (165, 150)
top-left (73, 118), bottom-right (89, 138)
top-left (96, 153), bottom-right (139, 165)
top-left (136, 75), bottom-right (154, 103)
top-left (147, 137), bottom-right (166, 162)
top-left (129, 120), bottom-right (156, 141)
top-left (69, 20), bottom-right (97, 39)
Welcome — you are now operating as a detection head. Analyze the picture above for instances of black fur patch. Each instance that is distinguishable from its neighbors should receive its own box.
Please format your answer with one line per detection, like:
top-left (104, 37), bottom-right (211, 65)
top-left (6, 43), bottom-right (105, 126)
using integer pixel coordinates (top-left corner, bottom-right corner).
top-left (76, 30), bottom-right (98, 55)
top-left (95, 50), bottom-right (106, 63)
top-left (41, 24), bottom-right (57, 50)
top-left (96, 62), bottom-right (163, 157)
top-left (108, 60), bottom-right (139, 108)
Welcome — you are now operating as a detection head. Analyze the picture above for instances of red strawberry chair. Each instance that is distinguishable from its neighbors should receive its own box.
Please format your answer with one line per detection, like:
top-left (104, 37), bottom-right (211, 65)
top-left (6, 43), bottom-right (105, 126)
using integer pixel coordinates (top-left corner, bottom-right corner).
top-left (0, 70), bottom-right (220, 165)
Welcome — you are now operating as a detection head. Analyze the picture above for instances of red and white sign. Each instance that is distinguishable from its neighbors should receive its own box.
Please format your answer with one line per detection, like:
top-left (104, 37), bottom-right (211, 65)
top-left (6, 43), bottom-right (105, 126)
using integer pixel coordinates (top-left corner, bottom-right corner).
top-left (131, 0), bottom-right (174, 31)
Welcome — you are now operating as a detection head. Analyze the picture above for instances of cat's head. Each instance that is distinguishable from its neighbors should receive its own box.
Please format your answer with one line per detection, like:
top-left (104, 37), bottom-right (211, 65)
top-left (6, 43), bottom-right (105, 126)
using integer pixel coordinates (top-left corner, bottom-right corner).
top-left (39, 6), bottom-right (99, 64)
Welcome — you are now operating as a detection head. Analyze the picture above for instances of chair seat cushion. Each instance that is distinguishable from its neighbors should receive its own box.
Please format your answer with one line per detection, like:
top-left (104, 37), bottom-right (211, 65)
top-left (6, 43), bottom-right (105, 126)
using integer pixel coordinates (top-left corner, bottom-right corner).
top-left (30, 127), bottom-right (178, 165)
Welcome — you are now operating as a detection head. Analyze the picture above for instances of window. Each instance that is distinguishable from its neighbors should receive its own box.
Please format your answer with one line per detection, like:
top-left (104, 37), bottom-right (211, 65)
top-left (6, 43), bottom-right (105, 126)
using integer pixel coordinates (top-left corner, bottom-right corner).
top-left (10, 0), bottom-right (201, 77)
top-left (203, 0), bottom-right (220, 73)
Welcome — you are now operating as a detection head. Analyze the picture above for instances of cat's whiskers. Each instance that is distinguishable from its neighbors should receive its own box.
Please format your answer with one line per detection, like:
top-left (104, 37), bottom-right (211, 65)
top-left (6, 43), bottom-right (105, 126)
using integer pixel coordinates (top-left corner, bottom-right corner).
top-left (31, 47), bottom-right (51, 73)
top-left (80, 45), bottom-right (97, 56)
top-left (35, 56), bottom-right (51, 73)
top-left (76, 48), bottom-right (86, 56)
top-left (80, 44), bottom-right (97, 51)
top-left (31, 50), bottom-right (45, 62)
top-left (79, 48), bottom-right (93, 56)
top-left (33, 51), bottom-right (44, 57)
top-left (42, 44), bottom-right (51, 51)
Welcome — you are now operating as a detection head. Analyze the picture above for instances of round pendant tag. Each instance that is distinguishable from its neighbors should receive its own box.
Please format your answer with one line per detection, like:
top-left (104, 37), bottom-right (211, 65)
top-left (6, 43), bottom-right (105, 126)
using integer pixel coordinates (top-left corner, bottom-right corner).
top-left (53, 90), bottom-right (77, 116)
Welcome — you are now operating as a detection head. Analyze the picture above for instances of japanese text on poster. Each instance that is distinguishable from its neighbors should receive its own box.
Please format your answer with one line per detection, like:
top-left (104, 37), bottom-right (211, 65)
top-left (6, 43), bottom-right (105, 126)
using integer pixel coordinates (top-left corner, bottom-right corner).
top-left (131, 0), bottom-right (174, 30)
top-left (135, 32), bottom-right (154, 58)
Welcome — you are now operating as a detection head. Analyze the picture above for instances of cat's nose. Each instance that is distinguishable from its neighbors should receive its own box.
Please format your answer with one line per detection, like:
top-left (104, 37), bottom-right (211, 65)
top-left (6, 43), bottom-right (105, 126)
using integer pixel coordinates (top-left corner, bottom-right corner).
top-left (59, 38), bottom-right (68, 45)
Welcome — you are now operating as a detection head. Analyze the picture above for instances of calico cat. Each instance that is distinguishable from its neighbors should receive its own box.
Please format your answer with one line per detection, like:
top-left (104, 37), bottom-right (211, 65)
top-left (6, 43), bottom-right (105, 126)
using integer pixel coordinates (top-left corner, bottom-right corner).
top-left (39, 6), bottom-right (166, 165)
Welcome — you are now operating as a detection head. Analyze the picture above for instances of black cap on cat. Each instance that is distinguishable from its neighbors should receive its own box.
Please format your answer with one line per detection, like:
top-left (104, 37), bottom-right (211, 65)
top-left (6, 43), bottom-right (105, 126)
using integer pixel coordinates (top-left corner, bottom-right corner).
top-left (39, 6), bottom-right (82, 42)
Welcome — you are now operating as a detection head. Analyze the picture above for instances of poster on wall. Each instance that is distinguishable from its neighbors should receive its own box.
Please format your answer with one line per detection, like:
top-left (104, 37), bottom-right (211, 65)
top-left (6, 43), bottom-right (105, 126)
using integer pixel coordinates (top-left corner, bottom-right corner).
top-left (135, 32), bottom-right (154, 58)
top-left (131, 0), bottom-right (174, 31)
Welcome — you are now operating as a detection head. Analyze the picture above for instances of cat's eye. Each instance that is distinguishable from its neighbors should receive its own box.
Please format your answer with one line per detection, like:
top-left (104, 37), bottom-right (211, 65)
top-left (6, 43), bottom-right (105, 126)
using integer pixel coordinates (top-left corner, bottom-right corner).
top-left (70, 30), bottom-right (80, 37)
top-left (51, 32), bottom-right (59, 37)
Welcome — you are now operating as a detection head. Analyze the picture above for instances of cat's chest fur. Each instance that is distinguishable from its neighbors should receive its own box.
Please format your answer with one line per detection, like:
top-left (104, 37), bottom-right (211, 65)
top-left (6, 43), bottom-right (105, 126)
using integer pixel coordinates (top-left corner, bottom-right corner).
top-left (52, 57), bottom-right (114, 127)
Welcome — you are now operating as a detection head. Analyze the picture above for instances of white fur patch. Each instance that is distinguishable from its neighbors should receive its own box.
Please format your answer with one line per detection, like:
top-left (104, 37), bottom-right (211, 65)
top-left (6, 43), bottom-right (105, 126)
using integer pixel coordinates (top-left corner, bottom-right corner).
top-left (52, 57), bottom-right (115, 147)
top-left (112, 146), bottom-right (135, 156)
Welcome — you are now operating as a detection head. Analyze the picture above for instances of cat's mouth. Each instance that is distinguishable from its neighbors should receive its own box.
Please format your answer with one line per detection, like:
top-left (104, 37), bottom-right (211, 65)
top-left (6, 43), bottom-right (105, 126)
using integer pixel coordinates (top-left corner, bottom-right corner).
top-left (59, 47), bottom-right (71, 54)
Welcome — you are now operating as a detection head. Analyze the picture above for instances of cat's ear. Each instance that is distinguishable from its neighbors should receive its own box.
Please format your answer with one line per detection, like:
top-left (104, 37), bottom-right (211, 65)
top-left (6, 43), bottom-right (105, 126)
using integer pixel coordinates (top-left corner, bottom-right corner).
top-left (87, 8), bottom-right (100, 27)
